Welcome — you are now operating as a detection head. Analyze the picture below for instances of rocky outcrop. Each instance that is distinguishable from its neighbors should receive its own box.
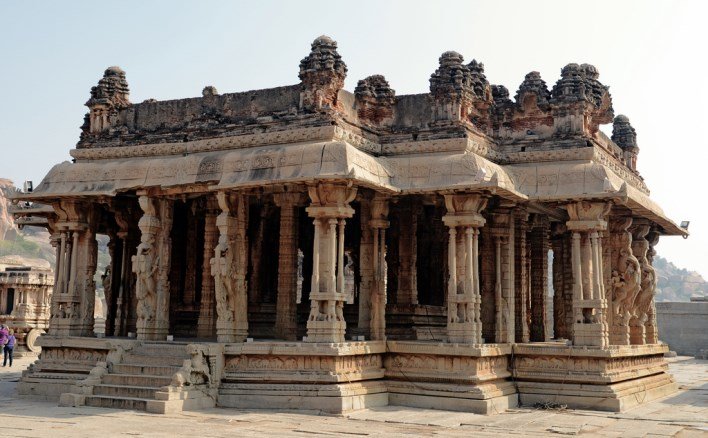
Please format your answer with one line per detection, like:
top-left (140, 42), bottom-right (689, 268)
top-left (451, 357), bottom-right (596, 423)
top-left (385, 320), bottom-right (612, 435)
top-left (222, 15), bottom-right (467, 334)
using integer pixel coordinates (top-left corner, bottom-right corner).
top-left (0, 179), bottom-right (18, 241)
top-left (654, 256), bottom-right (707, 302)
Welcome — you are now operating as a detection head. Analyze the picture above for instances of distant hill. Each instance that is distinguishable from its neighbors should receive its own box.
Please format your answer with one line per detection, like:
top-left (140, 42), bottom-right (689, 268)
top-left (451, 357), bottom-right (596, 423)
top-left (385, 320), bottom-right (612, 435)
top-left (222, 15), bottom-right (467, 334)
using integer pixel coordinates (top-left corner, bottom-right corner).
top-left (654, 255), bottom-right (707, 302)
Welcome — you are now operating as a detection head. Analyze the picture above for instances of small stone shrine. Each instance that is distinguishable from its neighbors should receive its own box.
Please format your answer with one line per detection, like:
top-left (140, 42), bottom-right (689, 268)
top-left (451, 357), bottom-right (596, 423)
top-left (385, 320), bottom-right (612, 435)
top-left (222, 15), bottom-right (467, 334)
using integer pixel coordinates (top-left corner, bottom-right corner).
top-left (12, 36), bottom-right (685, 414)
top-left (0, 256), bottom-right (53, 356)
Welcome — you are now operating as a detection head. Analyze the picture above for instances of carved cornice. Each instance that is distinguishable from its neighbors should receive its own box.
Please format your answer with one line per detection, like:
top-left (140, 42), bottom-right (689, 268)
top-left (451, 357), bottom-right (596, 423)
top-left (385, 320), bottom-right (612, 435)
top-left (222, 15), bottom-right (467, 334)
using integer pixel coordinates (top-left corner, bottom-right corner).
top-left (70, 126), bottom-right (340, 161)
top-left (592, 146), bottom-right (649, 194)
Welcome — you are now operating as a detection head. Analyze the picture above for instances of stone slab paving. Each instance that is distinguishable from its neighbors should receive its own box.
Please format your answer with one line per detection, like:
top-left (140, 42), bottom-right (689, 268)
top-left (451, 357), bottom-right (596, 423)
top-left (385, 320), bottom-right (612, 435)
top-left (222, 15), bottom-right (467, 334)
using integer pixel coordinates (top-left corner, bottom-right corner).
top-left (0, 356), bottom-right (705, 437)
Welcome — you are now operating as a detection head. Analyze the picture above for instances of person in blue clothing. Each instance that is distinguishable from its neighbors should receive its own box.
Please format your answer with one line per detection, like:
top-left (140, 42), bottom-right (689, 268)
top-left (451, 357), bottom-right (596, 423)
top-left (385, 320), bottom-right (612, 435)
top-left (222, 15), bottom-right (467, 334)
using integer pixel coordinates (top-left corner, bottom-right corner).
top-left (3, 329), bottom-right (15, 367)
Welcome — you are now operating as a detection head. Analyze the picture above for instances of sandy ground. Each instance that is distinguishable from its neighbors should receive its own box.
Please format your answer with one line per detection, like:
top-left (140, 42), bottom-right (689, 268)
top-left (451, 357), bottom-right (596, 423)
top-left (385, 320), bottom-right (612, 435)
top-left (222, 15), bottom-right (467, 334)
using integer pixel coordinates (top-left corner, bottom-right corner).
top-left (0, 355), bottom-right (705, 437)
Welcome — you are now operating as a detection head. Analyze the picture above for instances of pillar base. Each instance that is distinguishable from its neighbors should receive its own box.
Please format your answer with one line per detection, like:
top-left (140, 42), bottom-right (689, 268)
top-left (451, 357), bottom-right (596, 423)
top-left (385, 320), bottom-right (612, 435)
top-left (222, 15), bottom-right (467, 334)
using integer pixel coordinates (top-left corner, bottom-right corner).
top-left (645, 324), bottom-right (658, 344)
top-left (137, 327), bottom-right (169, 341)
top-left (447, 322), bottom-right (481, 344)
top-left (216, 323), bottom-right (247, 343)
top-left (610, 324), bottom-right (630, 345)
top-left (573, 322), bottom-right (608, 347)
top-left (630, 323), bottom-right (646, 345)
top-left (306, 320), bottom-right (346, 343)
top-left (197, 318), bottom-right (215, 339)
top-left (50, 319), bottom-right (83, 337)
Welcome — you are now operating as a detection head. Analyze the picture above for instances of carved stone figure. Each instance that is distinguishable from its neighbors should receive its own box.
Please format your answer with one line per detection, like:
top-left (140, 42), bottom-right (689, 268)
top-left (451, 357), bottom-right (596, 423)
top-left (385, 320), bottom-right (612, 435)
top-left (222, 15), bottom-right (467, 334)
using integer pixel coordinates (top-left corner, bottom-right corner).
top-left (133, 235), bottom-right (158, 327)
top-left (212, 243), bottom-right (234, 323)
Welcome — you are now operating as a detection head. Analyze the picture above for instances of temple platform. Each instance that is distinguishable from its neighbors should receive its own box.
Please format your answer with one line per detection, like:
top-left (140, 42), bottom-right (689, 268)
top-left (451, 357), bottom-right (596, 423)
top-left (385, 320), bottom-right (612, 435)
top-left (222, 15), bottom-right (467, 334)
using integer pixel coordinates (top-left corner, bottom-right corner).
top-left (512, 343), bottom-right (678, 412)
top-left (18, 336), bottom-right (678, 415)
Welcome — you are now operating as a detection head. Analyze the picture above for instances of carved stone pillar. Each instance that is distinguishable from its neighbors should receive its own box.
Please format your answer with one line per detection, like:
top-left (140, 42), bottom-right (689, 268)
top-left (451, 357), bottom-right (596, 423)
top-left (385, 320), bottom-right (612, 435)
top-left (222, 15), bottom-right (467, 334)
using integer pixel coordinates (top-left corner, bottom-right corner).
top-left (369, 194), bottom-right (389, 341)
top-left (50, 201), bottom-right (98, 337)
top-left (566, 201), bottom-right (611, 348)
top-left (443, 194), bottom-right (487, 344)
top-left (607, 217), bottom-right (639, 345)
top-left (154, 199), bottom-right (173, 340)
top-left (515, 210), bottom-right (530, 343)
top-left (212, 192), bottom-right (249, 342)
top-left (645, 229), bottom-right (660, 344)
top-left (113, 230), bottom-right (129, 336)
top-left (103, 233), bottom-right (117, 336)
top-left (397, 199), bottom-right (419, 305)
top-left (48, 231), bottom-right (62, 335)
top-left (551, 224), bottom-right (572, 340)
top-left (305, 183), bottom-right (357, 343)
top-left (629, 223), bottom-right (656, 345)
top-left (249, 201), bottom-right (269, 304)
top-left (273, 191), bottom-right (304, 340)
top-left (133, 195), bottom-right (162, 340)
top-left (357, 194), bottom-right (374, 336)
top-left (197, 199), bottom-right (218, 338)
top-left (491, 208), bottom-right (514, 344)
top-left (183, 204), bottom-right (198, 308)
top-left (530, 215), bottom-right (550, 342)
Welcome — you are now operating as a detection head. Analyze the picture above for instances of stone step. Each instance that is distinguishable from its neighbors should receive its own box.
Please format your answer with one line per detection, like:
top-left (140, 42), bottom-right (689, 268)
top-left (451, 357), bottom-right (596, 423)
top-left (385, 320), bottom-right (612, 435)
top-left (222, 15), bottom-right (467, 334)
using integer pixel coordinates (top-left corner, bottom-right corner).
top-left (122, 354), bottom-right (186, 367)
top-left (93, 384), bottom-right (160, 399)
top-left (112, 363), bottom-right (181, 377)
top-left (102, 373), bottom-right (172, 388)
top-left (84, 395), bottom-right (149, 411)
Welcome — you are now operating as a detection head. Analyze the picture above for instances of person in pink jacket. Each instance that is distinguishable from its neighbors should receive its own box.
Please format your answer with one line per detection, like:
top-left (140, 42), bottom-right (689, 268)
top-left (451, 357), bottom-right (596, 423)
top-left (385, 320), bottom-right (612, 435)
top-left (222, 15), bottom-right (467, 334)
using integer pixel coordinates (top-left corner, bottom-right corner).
top-left (0, 325), bottom-right (8, 349)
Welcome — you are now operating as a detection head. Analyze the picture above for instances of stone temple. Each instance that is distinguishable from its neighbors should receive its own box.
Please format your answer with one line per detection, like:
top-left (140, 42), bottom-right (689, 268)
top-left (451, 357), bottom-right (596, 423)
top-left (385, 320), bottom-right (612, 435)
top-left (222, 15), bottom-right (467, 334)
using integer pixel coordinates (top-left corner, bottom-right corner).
top-left (12, 36), bottom-right (686, 414)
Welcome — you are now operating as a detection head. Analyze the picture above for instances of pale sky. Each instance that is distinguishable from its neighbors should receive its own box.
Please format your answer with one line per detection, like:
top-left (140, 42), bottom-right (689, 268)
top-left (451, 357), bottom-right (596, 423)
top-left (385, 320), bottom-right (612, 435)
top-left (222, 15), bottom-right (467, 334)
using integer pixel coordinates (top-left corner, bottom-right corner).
top-left (1, 1), bottom-right (706, 278)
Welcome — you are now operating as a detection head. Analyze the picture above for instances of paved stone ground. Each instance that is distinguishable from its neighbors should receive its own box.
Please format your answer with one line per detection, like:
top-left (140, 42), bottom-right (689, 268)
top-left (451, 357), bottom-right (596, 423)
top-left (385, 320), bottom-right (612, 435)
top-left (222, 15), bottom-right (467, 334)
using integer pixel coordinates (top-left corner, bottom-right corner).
top-left (0, 356), bottom-right (705, 437)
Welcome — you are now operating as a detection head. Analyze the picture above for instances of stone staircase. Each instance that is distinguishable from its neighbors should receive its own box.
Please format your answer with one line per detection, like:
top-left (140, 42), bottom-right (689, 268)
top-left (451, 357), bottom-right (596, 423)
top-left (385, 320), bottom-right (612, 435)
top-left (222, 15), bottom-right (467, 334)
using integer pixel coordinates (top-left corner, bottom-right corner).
top-left (60, 342), bottom-right (215, 413)
top-left (83, 343), bottom-right (187, 411)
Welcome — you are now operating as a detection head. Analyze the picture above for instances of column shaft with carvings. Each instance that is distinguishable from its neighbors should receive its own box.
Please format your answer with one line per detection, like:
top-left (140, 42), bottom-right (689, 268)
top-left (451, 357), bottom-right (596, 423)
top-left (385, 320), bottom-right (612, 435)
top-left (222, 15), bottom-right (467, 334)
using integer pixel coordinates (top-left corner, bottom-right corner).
top-left (515, 210), bottom-right (530, 343)
top-left (629, 223), bottom-right (657, 345)
top-left (357, 195), bottom-right (373, 336)
top-left (50, 201), bottom-right (98, 337)
top-left (530, 216), bottom-right (550, 342)
top-left (212, 192), bottom-right (249, 342)
top-left (443, 194), bottom-right (487, 344)
top-left (197, 199), bottom-right (218, 338)
top-left (566, 201), bottom-right (611, 348)
top-left (153, 199), bottom-right (173, 340)
top-left (369, 194), bottom-right (389, 340)
top-left (183, 205), bottom-right (198, 308)
top-left (491, 208), bottom-right (515, 343)
top-left (607, 217), bottom-right (639, 345)
top-left (644, 229), bottom-right (660, 344)
top-left (397, 199), bottom-right (418, 305)
top-left (48, 231), bottom-right (62, 335)
top-left (133, 195), bottom-right (162, 340)
top-left (113, 231), bottom-right (129, 336)
top-left (305, 183), bottom-right (357, 343)
top-left (273, 191), bottom-right (303, 340)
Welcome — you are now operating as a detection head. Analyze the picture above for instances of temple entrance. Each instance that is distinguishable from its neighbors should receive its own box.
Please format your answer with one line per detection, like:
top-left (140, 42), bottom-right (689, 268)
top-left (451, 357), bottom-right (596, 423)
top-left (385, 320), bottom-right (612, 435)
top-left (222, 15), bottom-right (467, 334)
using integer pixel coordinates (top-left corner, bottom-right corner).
top-left (168, 198), bottom-right (213, 339)
top-left (4, 288), bottom-right (14, 314)
top-left (246, 198), bottom-right (280, 338)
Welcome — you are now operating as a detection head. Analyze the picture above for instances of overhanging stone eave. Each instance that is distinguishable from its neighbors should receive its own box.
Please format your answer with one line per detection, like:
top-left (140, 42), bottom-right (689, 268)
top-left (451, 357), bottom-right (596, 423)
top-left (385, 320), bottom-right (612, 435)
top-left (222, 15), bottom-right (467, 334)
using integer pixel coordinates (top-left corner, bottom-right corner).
top-left (398, 183), bottom-right (527, 202)
top-left (210, 174), bottom-right (399, 194)
top-left (621, 184), bottom-right (687, 237)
